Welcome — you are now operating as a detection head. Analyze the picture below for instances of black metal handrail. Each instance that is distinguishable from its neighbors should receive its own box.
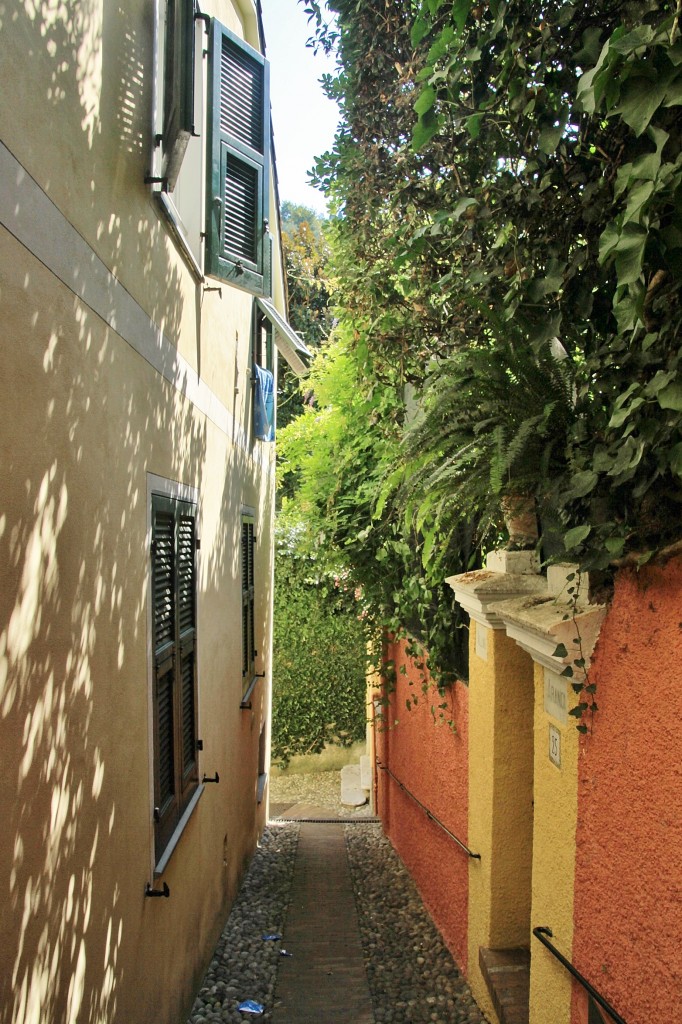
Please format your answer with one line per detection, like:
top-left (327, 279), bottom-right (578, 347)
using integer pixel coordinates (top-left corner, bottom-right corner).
top-left (375, 760), bottom-right (480, 860)
top-left (533, 927), bottom-right (628, 1024)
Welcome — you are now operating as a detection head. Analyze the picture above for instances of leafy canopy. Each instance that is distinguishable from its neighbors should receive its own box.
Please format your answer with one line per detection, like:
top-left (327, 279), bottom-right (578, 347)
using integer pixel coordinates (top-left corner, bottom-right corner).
top-left (283, 0), bottom-right (682, 695)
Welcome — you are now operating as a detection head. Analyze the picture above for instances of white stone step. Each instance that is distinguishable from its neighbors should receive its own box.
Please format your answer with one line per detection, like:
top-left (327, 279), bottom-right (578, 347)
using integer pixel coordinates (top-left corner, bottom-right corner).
top-left (340, 764), bottom-right (367, 807)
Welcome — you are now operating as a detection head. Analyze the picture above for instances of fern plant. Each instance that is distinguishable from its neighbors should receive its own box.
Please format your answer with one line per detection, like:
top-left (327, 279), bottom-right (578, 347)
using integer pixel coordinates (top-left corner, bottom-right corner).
top-left (396, 339), bottom-right (576, 555)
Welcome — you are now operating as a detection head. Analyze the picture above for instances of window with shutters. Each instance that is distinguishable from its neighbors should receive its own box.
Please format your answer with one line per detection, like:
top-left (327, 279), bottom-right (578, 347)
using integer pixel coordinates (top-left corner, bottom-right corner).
top-left (241, 514), bottom-right (256, 693)
top-left (151, 493), bottom-right (199, 865)
top-left (205, 21), bottom-right (271, 294)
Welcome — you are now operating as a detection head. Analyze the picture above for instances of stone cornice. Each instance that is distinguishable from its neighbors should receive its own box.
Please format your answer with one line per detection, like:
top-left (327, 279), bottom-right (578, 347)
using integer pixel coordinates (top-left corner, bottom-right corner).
top-left (445, 569), bottom-right (547, 630)
top-left (494, 593), bottom-right (606, 674)
top-left (447, 554), bottom-right (606, 673)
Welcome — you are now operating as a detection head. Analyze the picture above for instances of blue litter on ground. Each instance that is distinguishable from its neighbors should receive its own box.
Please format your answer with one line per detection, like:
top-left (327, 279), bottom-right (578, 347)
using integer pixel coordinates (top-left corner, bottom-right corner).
top-left (262, 933), bottom-right (281, 941)
top-left (238, 1000), bottom-right (264, 1015)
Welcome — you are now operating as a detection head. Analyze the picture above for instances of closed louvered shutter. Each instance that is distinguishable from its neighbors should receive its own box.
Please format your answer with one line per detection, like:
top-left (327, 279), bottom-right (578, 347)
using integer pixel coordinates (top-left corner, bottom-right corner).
top-left (206, 20), bottom-right (270, 293)
top-left (224, 158), bottom-right (258, 263)
top-left (177, 507), bottom-right (197, 782)
top-left (151, 494), bottom-right (198, 863)
top-left (220, 38), bottom-right (263, 151)
top-left (241, 517), bottom-right (256, 688)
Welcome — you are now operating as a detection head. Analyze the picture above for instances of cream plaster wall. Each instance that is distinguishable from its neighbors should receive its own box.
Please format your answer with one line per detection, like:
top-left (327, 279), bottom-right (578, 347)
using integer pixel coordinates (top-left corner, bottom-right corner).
top-left (0, 1), bottom-right (280, 1022)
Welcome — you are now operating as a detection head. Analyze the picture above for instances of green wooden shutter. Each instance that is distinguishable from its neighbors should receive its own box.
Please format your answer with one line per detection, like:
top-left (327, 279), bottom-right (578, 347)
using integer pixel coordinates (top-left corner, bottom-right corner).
top-left (241, 517), bottom-right (256, 688)
top-left (206, 20), bottom-right (270, 292)
top-left (162, 0), bottom-right (196, 191)
top-left (152, 496), bottom-right (178, 853)
top-left (151, 493), bottom-right (198, 863)
top-left (177, 504), bottom-right (197, 787)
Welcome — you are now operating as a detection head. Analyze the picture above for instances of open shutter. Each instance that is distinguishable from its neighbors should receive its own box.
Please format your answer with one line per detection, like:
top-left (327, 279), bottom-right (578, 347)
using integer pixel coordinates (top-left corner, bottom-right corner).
top-left (151, 493), bottom-right (199, 863)
top-left (162, 0), bottom-right (196, 191)
top-left (206, 20), bottom-right (270, 292)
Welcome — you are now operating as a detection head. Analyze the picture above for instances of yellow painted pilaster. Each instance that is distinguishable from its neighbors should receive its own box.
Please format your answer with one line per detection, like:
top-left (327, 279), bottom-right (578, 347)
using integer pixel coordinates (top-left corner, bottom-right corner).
top-left (467, 621), bottom-right (535, 1022)
top-left (529, 662), bottom-right (579, 1024)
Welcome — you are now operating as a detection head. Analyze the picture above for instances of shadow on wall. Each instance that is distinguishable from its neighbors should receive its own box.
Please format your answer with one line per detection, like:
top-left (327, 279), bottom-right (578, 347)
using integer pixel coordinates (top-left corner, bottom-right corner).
top-left (0, 2), bottom-right (257, 1021)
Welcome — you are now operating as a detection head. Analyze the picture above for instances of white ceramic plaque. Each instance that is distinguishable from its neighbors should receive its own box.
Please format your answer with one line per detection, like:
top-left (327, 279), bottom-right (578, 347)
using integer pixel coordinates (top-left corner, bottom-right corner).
top-left (549, 724), bottom-right (561, 768)
top-left (475, 623), bottom-right (489, 661)
top-left (544, 668), bottom-right (568, 725)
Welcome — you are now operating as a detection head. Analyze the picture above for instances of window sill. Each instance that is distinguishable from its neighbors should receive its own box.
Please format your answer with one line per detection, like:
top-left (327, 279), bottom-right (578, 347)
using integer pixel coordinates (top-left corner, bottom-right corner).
top-left (155, 191), bottom-right (203, 282)
top-left (154, 783), bottom-right (205, 877)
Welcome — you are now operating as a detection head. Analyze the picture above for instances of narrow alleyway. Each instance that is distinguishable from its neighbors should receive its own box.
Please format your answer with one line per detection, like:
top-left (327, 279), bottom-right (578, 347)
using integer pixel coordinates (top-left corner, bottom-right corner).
top-left (186, 774), bottom-right (488, 1024)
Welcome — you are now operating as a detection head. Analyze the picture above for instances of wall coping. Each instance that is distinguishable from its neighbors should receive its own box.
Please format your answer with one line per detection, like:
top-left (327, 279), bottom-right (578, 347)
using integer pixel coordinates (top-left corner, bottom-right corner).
top-left (445, 569), bottom-right (547, 630)
top-left (446, 553), bottom-right (606, 673)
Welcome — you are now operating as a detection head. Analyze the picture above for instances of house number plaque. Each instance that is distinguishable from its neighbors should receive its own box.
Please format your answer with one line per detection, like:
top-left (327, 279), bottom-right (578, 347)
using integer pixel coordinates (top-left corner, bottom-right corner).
top-left (549, 724), bottom-right (561, 768)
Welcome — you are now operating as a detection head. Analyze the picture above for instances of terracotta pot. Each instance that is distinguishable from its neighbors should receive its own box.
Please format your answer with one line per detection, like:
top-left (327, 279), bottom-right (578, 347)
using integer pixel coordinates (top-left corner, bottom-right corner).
top-left (501, 494), bottom-right (538, 550)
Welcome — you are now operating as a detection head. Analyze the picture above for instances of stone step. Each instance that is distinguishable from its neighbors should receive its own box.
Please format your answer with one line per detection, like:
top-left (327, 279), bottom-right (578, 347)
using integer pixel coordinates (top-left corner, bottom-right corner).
top-left (340, 764), bottom-right (367, 807)
top-left (479, 946), bottom-right (530, 1024)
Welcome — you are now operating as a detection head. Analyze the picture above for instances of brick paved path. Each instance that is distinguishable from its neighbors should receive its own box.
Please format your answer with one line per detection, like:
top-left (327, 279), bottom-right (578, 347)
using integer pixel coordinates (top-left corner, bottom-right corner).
top-left (272, 822), bottom-right (374, 1023)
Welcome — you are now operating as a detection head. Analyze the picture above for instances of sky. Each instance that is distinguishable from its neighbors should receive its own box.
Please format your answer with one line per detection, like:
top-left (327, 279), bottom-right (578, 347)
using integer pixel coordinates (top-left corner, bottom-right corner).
top-left (259, 0), bottom-right (340, 213)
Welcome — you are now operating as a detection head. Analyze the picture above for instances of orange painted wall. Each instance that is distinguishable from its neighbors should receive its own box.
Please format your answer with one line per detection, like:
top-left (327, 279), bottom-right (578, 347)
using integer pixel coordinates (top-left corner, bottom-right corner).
top-left (571, 556), bottom-right (682, 1024)
top-left (375, 639), bottom-right (469, 971)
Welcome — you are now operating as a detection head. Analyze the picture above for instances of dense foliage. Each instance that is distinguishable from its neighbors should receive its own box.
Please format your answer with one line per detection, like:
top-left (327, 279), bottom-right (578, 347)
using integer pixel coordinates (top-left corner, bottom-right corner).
top-left (280, 0), bottom-right (682, 694)
top-left (277, 326), bottom-right (472, 696)
top-left (271, 523), bottom-right (368, 765)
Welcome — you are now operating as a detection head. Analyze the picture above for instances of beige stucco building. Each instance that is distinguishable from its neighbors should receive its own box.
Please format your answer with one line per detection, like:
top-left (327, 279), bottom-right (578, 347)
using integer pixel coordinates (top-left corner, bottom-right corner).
top-left (0, 2), bottom-right (305, 1021)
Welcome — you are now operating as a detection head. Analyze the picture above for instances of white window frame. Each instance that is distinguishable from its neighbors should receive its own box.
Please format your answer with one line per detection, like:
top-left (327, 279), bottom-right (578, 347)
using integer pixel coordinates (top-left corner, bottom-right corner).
top-left (146, 473), bottom-right (202, 877)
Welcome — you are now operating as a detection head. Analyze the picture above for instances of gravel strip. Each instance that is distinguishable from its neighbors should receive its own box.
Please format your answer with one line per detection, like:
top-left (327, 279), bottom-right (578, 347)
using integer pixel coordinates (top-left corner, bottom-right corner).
top-left (345, 823), bottom-right (489, 1024)
top-left (186, 822), bottom-right (299, 1024)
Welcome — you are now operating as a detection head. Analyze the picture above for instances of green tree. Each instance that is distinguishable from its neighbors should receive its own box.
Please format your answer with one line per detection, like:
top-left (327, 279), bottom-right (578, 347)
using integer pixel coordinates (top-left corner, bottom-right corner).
top-left (303, 0), bottom-right (682, 570)
top-left (278, 202), bottom-right (333, 432)
top-left (271, 518), bottom-right (368, 766)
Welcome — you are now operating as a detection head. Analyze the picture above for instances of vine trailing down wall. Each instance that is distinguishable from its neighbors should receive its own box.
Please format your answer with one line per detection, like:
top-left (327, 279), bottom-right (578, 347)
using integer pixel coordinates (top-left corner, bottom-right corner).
top-left (271, 522), bottom-right (368, 766)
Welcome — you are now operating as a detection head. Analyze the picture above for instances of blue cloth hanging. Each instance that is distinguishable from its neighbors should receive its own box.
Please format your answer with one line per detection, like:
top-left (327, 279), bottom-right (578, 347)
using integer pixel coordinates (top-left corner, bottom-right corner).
top-left (253, 365), bottom-right (275, 441)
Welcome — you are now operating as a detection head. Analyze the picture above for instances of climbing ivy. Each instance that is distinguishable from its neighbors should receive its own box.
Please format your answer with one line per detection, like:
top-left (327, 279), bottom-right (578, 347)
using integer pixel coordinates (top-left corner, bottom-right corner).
top-left (301, 0), bottom-right (682, 570)
top-left (406, 0), bottom-right (682, 569)
top-left (284, 0), bottom-right (682, 709)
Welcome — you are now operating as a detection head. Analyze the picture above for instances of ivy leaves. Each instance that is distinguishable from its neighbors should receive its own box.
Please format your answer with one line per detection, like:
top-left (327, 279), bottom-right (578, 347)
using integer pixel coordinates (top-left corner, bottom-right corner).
top-left (292, 0), bottom-right (682, 698)
top-left (578, 17), bottom-right (682, 336)
top-left (402, 0), bottom-right (682, 568)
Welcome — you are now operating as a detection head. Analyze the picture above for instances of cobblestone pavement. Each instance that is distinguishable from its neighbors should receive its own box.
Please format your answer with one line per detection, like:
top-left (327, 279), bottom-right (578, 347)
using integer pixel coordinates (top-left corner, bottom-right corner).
top-left (186, 772), bottom-right (489, 1024)
top-left (345, 825), bottom-right (488, 1024)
